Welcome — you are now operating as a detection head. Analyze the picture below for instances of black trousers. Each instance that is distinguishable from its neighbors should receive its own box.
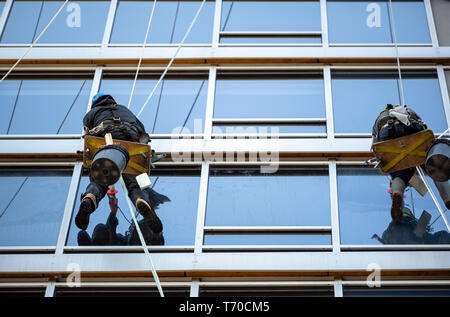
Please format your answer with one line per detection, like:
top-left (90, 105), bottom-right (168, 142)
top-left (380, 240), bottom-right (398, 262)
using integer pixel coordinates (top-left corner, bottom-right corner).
top-left (84, 173), bottom-right (146, 207)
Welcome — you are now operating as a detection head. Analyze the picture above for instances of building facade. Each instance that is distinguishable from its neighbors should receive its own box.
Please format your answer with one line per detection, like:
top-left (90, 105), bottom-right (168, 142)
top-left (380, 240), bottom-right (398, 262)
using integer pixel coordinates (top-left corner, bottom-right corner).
top-left (0, 0), bottom-right (450, 297)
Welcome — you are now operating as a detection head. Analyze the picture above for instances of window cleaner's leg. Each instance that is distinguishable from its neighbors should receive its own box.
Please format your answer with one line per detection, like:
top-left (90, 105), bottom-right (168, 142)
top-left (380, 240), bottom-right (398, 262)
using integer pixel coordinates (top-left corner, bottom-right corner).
top-left (433, 180), bottom-right (450, 210)
top-left (391, 177), bottom-right (406, 222)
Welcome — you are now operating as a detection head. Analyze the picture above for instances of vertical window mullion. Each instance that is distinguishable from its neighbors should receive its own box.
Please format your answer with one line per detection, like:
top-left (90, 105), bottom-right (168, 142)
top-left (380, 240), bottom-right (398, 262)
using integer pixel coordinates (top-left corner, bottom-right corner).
top-left (329, 161), bottom-right (341, 253)
top-left (55, 163), bottom-right (82, 255)
top-left (212, 0), bottom-right (222, 47)
top-left (437, 66), bottom-right (450, 132)
top-left (190, 279), bottom-right (200, 297)
top-left (324, 66), bottom-right (334, 139)
top-left (44, 282), bottom-right (56, 297)
top-left (0, 0), bottom-right (13, 39)
top-left (423, 0), bottom-right (439, 47)
top-left (194, 162), bottom-right (209, 254)
top-left (204, 66), bottom-right (216, 139)
top-left (334, 279), bottom-right (343, 297)
top-left (102, 0), bottom-right (118, 47)
top-left (320, 0), bottom-right (328, 47)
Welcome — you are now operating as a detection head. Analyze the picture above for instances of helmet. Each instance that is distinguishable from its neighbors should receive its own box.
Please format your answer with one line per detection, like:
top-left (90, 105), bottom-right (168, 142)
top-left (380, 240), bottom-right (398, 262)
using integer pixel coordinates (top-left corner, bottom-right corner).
top-left (92, 92), bottom-right (106, 104)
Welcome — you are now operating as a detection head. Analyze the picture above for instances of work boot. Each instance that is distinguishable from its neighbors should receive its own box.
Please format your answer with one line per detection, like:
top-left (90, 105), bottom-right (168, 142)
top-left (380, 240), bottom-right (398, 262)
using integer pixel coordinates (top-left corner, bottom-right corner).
top-left (75, 193), bottom-right (97, 230)
top-left (135, 198), bottom-right (163, 233)
top-left (390, 177), bottom-right (405, 222)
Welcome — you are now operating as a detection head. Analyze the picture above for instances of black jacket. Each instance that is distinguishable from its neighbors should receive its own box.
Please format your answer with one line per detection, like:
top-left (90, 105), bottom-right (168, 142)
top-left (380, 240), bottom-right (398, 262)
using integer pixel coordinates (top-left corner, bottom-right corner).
top-left (83, 94), bottom-right (147, 142)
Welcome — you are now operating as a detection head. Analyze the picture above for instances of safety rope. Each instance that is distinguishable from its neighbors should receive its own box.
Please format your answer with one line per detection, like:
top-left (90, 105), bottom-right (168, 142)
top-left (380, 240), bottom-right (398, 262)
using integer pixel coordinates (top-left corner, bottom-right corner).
top-left (127, 0), bottom-right (158, 109)
top-left (0, 0), bottom-right (70, 83)
top-left (136, 0), bottom-right (207, 118)
top-left (386, 0), bottom-right (450, 232)
top-left (387, 0), bottom-right (405, 106)
top-left (119, 177), bottom-right (164, 297)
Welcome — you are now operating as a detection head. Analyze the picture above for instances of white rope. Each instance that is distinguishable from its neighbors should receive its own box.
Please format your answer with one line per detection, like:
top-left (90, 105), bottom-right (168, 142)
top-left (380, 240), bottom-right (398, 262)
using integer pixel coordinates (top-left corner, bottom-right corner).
top-left (136, 0), bottom-right (207, 118)
top-left (119, 177), bottom-right (165, 297)
top-left (387, 0), bottom-right (406, 106)
top-left (386, 1), bottom-right (449, 232)
top-left (127, 0), bottom-right (158, 109)
top-left (0, 0), bottom-right (70, 83)
top-left (416, 166), bottom-right (450, 232)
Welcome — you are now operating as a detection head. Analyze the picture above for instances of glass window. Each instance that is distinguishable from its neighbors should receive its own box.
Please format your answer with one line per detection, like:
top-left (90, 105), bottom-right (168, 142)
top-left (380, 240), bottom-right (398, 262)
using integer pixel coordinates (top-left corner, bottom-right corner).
top-left (110, 1), bottom-right (215, 44)
top-left (200, 286), bottom-right (334, 297)
top-left (206, 166), bottom-right (331, 227)
top-left (99, 74), bottom-right (208, 134)
top-left (0, 1), bottom-right (5, 16)
top-left (327, 1), bottom-right (431, 44)
top-left (0, 288), bottom-right (45, 297)
top-left (337, 167), bottom-right (450, 245)
top-left (55, 287), bottom-right (189, 297)
top-left (1, 1), bottom-right (110, 44)
top-left (204, 234), bottom-right (331, 246)
top-left (220, 1), bottom-right (321, 44)
top-left (331, 71), bottom-right (447, 134)
top-left (67, 170), bottom-right (201, 246)
top-left (212, 125), bottom-right (326, 135)
top-left (344, 285), bottom-right (450, 297)
top-left (0, 77), bottom-right (92, 134)
top-left (0, 170), bottom-right (73, 247)
top-left (214, 72), bottom-right (326, 119)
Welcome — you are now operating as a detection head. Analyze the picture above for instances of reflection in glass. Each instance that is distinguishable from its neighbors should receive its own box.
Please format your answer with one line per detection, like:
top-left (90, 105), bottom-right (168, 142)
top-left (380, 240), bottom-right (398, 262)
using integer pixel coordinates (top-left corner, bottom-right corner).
top-left (214, 77), bottom-right (325, 119)
top-left (206, 167), bottom-right (331, 227)
top-left (1, 1), bottom-right (109, 44)
top-left (332, 72), bottom-right (447, 134)
top-left (0, 170), bottom-right (72, 246)
top-left (110, 1), bottom-right (214, 44)
top-left (0, 79), bottom-right (92, 134)
top-left (67, 175), bottom-right (200, 246)
top-left (99, 78), bottom-right (208, 134)
top-left (337, 167), bottom-right (450, 245)
top-left (327, 1), bottom-right (431, 44)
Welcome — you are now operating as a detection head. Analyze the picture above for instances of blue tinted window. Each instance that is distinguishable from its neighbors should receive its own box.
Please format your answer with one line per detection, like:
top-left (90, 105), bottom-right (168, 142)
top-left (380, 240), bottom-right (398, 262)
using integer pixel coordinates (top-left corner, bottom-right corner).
top-left (99, 77), bottom-right (208, 134)
top-left (204, 234), bottom-right (331, 245)
top-left (0, 79), bottom-right (92, 134)
top-left (0, 170), bottom-right (72, 246)
top-left (1, 1), bottom-right (109, 44)
top-left (110, 1), bottom-right (214, 44)
top-left (221, 1), bottom-right (321, 31)
top-left (212, 125), bottom-right (326, 134)
top-left (220, 1), bottom-right (321, 44)
top-left (332, 72), bottom-right (447, 134)
top-left (206, 167), bottom-right (331, 226)
top-left (67, 174), bottom-right (200, 246)
top-left (327, 1), bottom-right (431, 44)
top-left (338, 168), bottom-right (450, 245)
top-left (214, 77), bottom-right (326, 119)
top-left (0, 2), bottom-right (5, 16)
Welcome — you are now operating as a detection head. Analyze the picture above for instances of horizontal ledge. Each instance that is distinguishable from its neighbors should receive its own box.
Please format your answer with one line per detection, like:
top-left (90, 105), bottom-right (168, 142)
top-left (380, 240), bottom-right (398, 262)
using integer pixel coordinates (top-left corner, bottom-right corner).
top-left (0, 246), bottom-right (56, 253)
top-left (341, 244), bottom-right (450, 251)
top-left (63, 246), bottom-right (195, 253)
top-left (202, 245), bottom-right (333, 251)
top-left (204, 226), bottom-right (332, 234)
top-left (0, 134), bottom-right (82, 140)
top-left (329, 43), bottom-right (433, 47)
top-left (220, 31), bottom-right (322, 38)
top-left (212, 118), bottom-right (327, 125)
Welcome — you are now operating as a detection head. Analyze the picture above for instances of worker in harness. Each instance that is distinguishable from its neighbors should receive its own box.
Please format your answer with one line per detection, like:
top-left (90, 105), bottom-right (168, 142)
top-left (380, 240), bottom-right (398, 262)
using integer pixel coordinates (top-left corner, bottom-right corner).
top-left (75, 93), bottom-right (163, 234)
top-left (372, 104), bottom-right (450, 222)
